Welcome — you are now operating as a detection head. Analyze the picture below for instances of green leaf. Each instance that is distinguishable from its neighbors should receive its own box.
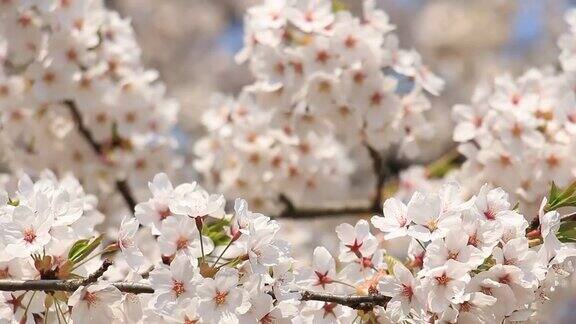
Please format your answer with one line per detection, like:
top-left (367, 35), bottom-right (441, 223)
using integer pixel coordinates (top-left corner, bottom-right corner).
top-left (556, 221), bottom-right (576, 243)
top-left (548, 182), bottom-right (560, 202)
top-left (68, 236), bottom-right (103, 263)
top-left (332, 0), bottom-right (346, 12)
top-left (474, 256), bottom-right (496, 273)
top-left (384, 255), bottom-right (399, 275)
top-left (68, 239), bottom-right (90, 262)
top-left (426, 150), bottom-right (461, 179)
top-left (203, 219), bottom-right (231, 246)
top-left (546, 180), bottom-right (576, 211)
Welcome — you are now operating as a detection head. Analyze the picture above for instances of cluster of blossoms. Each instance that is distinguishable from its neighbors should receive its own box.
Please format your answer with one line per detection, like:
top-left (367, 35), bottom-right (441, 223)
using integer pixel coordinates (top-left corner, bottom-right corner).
top-left (307, 182), bottom-right (576, 323)
top-left (0, 172), bottom-right (575, 323)
top-left (0, 171), bottom-right (103, 322)
top-left (194, 93), bottom-right (353, 213)
top-left (194, 0), bottom-right (443, 212)
top-left (451, 10), bottom-right (576, 212)
top-left (0, 0), bottom-right (180, 203)
top-left (0, 172), bottom-right (301, 323)
top-left (135, 174), bottom-right (302, 323)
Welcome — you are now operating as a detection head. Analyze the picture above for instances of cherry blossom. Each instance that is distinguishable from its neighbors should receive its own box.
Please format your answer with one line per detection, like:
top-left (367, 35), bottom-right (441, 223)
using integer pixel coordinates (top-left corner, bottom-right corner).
top-left (68, 283), bottom-right (122, 323)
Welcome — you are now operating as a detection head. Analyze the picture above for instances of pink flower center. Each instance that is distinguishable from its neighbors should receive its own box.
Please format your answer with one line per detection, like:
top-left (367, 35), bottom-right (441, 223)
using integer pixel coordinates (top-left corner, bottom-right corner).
top-left (483, 209), bottom-right (496, 220)
top-left (184, 316), bottom-right (199, 324)
top-left (322, 302), bottom-right (337, 318)
top-left (398, 216), bottom-right (408, 227)
top-left (467, 234), bottom-right (478, 247)
top-left (511, 94), bottom-right (520, 105)
top-left (345, 239), bottom-right (363, 258)
top-left (481, 286), bottom-right (492, 296)
top-left (498, 274), bottom-right (511, 285)
top-left (0, 268), bottom-right (9, 279)
top-left (344, 35), bottom-right (356, 49)
top-left (176, 237), bottom-right (189, 251)
top-left (459, 301), bottom-right (472, 312)
top-left (213, 291), bottom-right (228, 305)
top-left (360, 256), bottom-right (374, 269)
top-left (82, 291), bottom-right (99, 307)
top-left (370, 92), bottom-right (383, 106)
top-left (435, 273), bottom-right (450, 286)
top-left (172, 280), bottom-right (185, 297)
top-left (314, 270), bottom-right (333, 289)
top-left (315, 50), bottom-right (330, 64)
top-left (23, 228), bottom-right (36, 243)
top-left (401, 284), bottom-right (413, 300)
top-left (158, 207), bottom-right (171, 220)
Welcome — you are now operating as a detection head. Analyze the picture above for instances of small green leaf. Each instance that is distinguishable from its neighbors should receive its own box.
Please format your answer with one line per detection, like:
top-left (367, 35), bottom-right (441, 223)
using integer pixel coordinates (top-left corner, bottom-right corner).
top-left (546, 180), bottom-right (576, 211)
top-left (384, 255), bottom-right (399, 275)
top-left (557, 221), bottom-right (576, 243)
top-left (68, 236), bottom-right (103, 263)
top-left (548, 182), bottom-right (560, 202)
top-left (332, 0), bottom-right (346, 12)
top-left (474, 256), bottom-right (496, 273)
top-left (203, 219), bottom-right (231, 246)
top-left (68, 239), bottom-right (90, 262)
top-left (426, 150), bottom-right (461, 179)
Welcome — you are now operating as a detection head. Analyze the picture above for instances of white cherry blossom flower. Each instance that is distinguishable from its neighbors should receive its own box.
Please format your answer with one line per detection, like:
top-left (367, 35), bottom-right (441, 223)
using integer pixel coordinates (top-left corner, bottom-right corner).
top-left (68, 283), bottom-right (122, 324)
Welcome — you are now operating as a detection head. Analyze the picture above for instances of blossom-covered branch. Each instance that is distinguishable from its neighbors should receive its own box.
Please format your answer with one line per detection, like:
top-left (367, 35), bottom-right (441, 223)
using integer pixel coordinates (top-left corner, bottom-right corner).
top-left (0, 277), bottom-right (390, 309)
top-left (277, 145), bottom-right (406, 218)
top-left (0, 0), bottom-right (180, 216)
top-left (64, 100), bottom-right (137, 212)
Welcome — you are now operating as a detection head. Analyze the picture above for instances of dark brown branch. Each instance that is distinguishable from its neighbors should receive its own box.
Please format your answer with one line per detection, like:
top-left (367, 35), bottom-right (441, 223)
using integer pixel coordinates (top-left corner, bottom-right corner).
top-left (0, 277), bottom-right (389, 309)
top-left (82, 259), bottom-right (113, 285)
top-left (278, 195), bottom-right (379, 219)
top-left (277, 145), bottom-right (406, 219)
top-left (0, 259), bottom-right (155, 294)
top-left (300, 290), bottom-right (390, 310)
top-left (116, 179), bottom-right (137, 214)
top-left (0, 279), bottom-right (154, 294)
top-left (64, 100), bottom-right (136, 213)
top-left (366, 144), bottom-right (386, 212)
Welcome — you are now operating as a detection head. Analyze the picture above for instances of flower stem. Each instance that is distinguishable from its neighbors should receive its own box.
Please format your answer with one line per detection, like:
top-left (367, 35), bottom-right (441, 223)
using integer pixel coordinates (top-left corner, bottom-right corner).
top-left (212, 239), bottom-right (234, 267)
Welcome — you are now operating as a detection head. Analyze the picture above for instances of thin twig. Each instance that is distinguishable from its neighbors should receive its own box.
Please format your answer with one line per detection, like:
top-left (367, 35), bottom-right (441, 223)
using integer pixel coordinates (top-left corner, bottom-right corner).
top-left (64, 100), bottom-right (137, 212)
top-left (278, 195), bottom-right (379, 219)
top-left (82, 259), bottom-right (113, 286)
top-left (562, 211), bottom-right (576, 222)
top-left (528, 210), bottom-right (576, 232)
top-left (366, 144), bottom-right (386, 212)
top-left (277, 145), bottom-right (406, 219)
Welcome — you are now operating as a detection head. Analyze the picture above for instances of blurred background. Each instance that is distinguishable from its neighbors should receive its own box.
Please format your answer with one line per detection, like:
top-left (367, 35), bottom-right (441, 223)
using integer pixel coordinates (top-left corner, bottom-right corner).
top-left (106, 0), bottom-right (573, 156)
top-left (101, 0), bottom-right (576, 256)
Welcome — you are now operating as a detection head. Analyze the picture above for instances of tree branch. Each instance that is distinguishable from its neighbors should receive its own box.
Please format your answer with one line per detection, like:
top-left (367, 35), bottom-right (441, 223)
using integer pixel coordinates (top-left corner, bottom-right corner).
top-left (528, 210), bottom-right (576, 233)
top-left (64, 100), bottom-right (137, 213)
top-left (82, 259), bottom-right (113, 286)
top-left (0, 277), bottom-right (389, 310)
top-left (0, 279), bottom-right (154, 294)
top-left (277, 144), bottom-right (406, 219)
top-left (278, 195), bottom-right (379, 219)
top-left (300, 290), bottom-right (390, 310)
top-left (366, 144), bottom-right (386, 212)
